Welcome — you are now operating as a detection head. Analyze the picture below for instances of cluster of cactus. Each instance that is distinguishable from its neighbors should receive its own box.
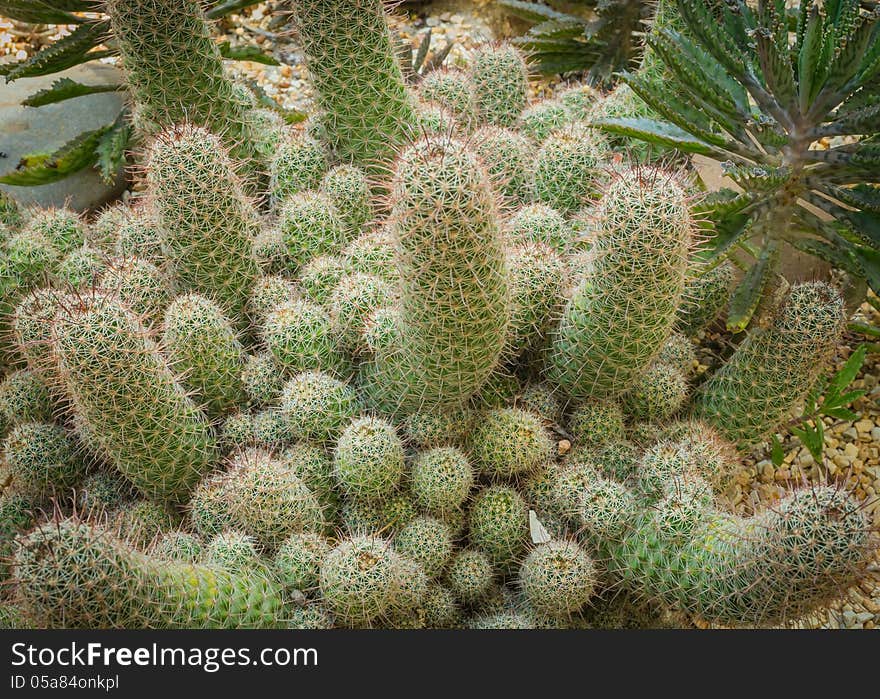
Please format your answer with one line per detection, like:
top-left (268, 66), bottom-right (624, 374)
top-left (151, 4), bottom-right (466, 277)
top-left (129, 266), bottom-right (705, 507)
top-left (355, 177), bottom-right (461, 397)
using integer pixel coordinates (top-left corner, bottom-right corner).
top-left (0, 0), bottom-right (875, 630)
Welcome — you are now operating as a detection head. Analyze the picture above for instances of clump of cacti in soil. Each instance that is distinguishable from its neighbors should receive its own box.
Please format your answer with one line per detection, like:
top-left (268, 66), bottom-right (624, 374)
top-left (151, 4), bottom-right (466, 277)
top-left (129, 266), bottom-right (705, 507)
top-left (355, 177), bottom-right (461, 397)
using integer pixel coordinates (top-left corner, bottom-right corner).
top-left (0, 0), bottom-right (875, 631)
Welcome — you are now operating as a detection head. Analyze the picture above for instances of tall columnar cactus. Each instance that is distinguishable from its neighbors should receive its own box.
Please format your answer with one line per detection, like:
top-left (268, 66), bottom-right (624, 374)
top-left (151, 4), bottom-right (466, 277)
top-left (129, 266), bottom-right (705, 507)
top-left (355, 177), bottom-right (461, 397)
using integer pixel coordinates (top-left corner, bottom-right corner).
top-left (147, 125), bottom-right (261, 322)
top-left (51, 294), bottom-right (218, 503)
top-left (359, 137), bottom-right (510, 414)
top-left (605, 486), bottom-right (873, 627)
top-left (291, 0), bottom-right (416, 168)
top-left (14, 519), bottom-right (285, 628)
top-left (547, 168), bottom-right (693, 400)
top-left (105, 0), bottom-right (266, 181)
top-left (693, 282), bottom-right (845, 448)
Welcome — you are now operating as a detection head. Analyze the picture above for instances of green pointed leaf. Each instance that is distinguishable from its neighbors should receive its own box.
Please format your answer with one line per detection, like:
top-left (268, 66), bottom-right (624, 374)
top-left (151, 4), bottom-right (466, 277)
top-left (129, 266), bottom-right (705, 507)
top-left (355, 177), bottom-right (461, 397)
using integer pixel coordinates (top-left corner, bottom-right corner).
top-left (206, 0), bottom-right (263, 19)
top-left (798, 5), bottom-right (825, 112)
top-left (726, 244), bottom-right (777, 331)
top-left (497, 0), bottom-right (575, 24)
top-left (589, 117), bottom-right (715, 155)
top-left (791, 421), bottom-right (824, 463)
top-left (529, 19), bottom-right (587, 40)
top-left (822, 406), bottom-right (861, 421)
top-left (674, 0), bottom-right (749, 78)
top-left (95, 117), bottom-right (132, 185)
top-left (218, 42), bottom-right (279, 66)
top-left (753, 25), bottom-right (798, 111)
top-left (1, 21), bottom-right (111, 83)
top-left (21, 78), bottom-right (121, 108)
top-left (770, 434), bottom-right (785, 466)
top-left (825, 343), bottom-right (867, 400)
top-left (0, 1), bottom-right (88, 23)
top-left (0, 123), bottom-right (112, 186)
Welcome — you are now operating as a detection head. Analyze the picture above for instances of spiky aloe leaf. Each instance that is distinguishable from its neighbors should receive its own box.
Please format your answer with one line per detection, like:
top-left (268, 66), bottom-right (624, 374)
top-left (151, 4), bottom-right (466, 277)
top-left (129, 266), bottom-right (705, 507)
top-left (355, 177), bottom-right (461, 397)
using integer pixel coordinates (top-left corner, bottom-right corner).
top-left (21, 78), bottom-right (121, 107)
top-left (0, 21), bottom-right (111, 82)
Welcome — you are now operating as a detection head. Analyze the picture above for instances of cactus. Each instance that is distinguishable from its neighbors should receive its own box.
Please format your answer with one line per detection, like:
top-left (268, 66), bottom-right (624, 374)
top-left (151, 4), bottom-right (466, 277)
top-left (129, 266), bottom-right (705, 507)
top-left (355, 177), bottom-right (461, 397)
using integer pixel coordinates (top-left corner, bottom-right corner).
top-left (151, 531), bottom-right (203, 563)
top-left (395, 516), bottom-right (454, 579)
top-left (343, 229), bottom-right (397, 283)
top-left (114, 210), bottom-right (164, 265)
top-left (333, 416), bottom-right (405, 501)
top-left (204, 531), bottom-right (260, 571)
top-left (329, 274), bottom-right (394, 353)
top-left (249, 276), bottom-right (299, 324)
top-left (694, 282), bottom-right (846, 448)
top-left (0, 190), bottom-right (22, 228)
top-left (299, 255), bottom-right (352, 307)
top-left (0, 370), bottom-right (54, 426)
top-left (241, 353), bottom-right (284, 408)
top-left (163, 294), bottom-right (246, 416)
top-left (319, 534), bottom-right (398, 626)
top-left (76, 471), bottom-right (134, 516)
top-left (518, 99), bottom-right (573, 142)
top-left (98, 257), bottom-right (171, 326)
top-left (2, 422), bottom-right (83, 499)
top-left (291, 0), bottom-right (416, 168)
top-left (288, 604), bottom-right (334, 629)
top-left (471, 126), bottom-right (533, 204)
top-left (506, 242), bottom-right (567, 355)
top-left (264, 299), bottom-right (347, 376)
top-left (269, 135), bottom-right (328, 205)
top-left (447, 548), bottom-right (495, 606)
top-left (606, 486), bottom-right (873, 626)
top-left (622, 363), bottom-right (689, 423)
top-left (470, 44), bottom-right (528, 127)
top-left (24, 208), bottom-right (84, 256)
top-left (557, 82), bottom-right (600, 120)
top-left (547, 167), bottom-right (693, 399)
top-left (190, 448), bottom-right (325, 549)
top-left (470, 408), bottom-right (554, 479)
top-left (359, 137), bottom-right (510, 414)
top-left (419, 68), bottom-right (476, 128)
top-left (410, 446), bottom-right (474, 516)
top-left (422, 583), bottom-right (461, 628)
top-left (274, 532), bottom-right (330, 593)
top-left (518, 382), bottom-right (564, 424)
top-left (518, 540), bottom-right (597, 618)
top-left (14, 519), bottom-right (285, 628)
top-left (506, 204), bottom-right (571, 253)
top-left (147, 125), bottom-right (260, 320)
top-left (533, 124), bottom-right (607, 213)
top-left (279, 191), bottom-right (351, 271)
top-left (567, 401), bottom-right (626, 449)
top-left (51, 294), bottom-right (217, 503)
top-left (655, 332), bottom-right (697, 375)
top-left (280, 371), bottom-right (362, 443)
top-left (106, 0), bottom-right (266, 181)
top-left (53, 246), bottom-right (105, 289)
top-left (321, 165), bottom-right (374, 235)
top-left (112, 499), bottom-right (179, 548)
top-left (469, 485), bottom-right (529, 568)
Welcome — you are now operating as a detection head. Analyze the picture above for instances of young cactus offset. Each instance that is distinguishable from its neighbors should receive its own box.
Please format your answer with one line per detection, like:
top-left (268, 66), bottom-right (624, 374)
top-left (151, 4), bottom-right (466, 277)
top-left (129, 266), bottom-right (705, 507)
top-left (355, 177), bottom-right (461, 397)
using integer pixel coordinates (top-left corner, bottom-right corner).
top-left (292, 0), bottom-right (417, 168)
top-left (547, 167), bottom-right (693, 400)
top-left (147, 125), bottom-right (260, 322)
top-left (359, 136), bottom-right (510, 414)
top-left (51, 294), bottom-right (218, 503)
top-left (693, 282), bottom-right (846, 448)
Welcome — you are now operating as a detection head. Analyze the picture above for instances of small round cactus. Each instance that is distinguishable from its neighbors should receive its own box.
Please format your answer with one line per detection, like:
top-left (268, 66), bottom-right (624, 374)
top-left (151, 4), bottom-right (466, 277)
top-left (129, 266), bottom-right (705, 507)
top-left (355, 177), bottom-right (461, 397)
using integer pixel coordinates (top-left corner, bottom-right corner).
top-left (470, 43), bottom-right (528, 127)
top-left (469, 407), bottom-right (554, 479)
top-left (402, 408), bottom-right (474, 449)
top-left (533, 124), bottom-right (607, 212)
top-left (342, 229), bottom-right (397, 284)
top-left (518, 540), bottom-right (597, 618)
top-left (506, 242), bottom-right (567, 355)
top-left (622, 363), bottom-right (689, 423)
top-left (112, 499), bottom-right (179, 548)
top-left (329, 273), bottom-right (394, 352)
top-left (319, 535), bottom-right (397, 626)
top-left (656, 332), bottom-right (697, 375)
top-left (677, 261), bottom-right (734, 337)
top-left (506, 203), bottom-right (571, 253)
top-left (241, 353), bottom-right (284, 408)
top-left (249, 275), bottom-right (298, 324)
top-left (556, 82), bottom-right (600, 120)
top-left (204, 531), bottom-right (260, 571)
top-left (0, 370), bottom-right (54, 426)
top-left (320, 165), bottom-right (373, 234)
top-left (410, 446), bottom-right (474, 515)
top-left (280, 371), bottom-right (363, 443)
top-left (447, 548), bottom-right (495, 605)
top-left (264, 299), bottom-right (346, 376)
top-left (274, 531), bottom-right (331, 593)
top-left (333, 416), bottom-right (404, 501)
top-left (2, 422), bottom-right (83, 498)
top-left (53, 246), bottom-right (105, 288)
top-left (190, 447), bottom-right (325, 549)
top-left (279, 191), bottom-right (350, 271)
top-left (567, 400), bottom-right (626, 449)
top-left (76, 471), bottom-right (134, 516)
top-left (395, 516), bottom-right (454, 579)
top-left (299, 255), bottom-right (353, 306)
top-left (469, 485), bottom-right (529, 567)
top-left (422, 583), bottom-right (461, 628)
top-left (518, 99), bottom-right (572, 142)
top-left (518, 383), bottom-right (564, 424)
top-left (24, 208), bottom-right (84, 255)
top-left (269, 135), bottom-right (328, 204)
top-left (152, 530), bottom-right (203, 562)
top-left (472, 126), bottom-right (533, 203)
top-left (419, 67), bottom-right (476, 128)
top-left (576, 475), bottom-right (639, 540)
top-left (98, 257), bottom-right (171, 325)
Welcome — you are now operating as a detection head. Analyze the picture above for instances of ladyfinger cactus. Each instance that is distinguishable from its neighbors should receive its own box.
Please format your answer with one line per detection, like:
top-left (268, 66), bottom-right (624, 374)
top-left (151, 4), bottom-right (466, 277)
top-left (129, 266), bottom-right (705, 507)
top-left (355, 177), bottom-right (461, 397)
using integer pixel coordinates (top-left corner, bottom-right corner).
top-left (547, 168), bottom-right (692, 400)
top-left (51, 294), bottom-right (217, 502)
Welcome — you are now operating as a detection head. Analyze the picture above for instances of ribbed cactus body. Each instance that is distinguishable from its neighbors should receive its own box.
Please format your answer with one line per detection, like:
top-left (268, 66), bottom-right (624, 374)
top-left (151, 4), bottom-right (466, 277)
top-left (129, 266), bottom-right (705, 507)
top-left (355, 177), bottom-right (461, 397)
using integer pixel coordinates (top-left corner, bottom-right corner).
top-left (693, 282), bottom-right (845, 448)
top-left (147, 126), bottom-right (260, 322)
top-left (359, 137), bottom-right (510, 414)
top-left (292, 0), bottom-right (416, 167)
top-left (470, 44), bottom-right (528, 127)
top-left (52, 295), bottom-right (217, 502)
top-left (14, 520), bottom-right (285, 628)
top-left (106, 0), bottom-right (265, 180)
top-left (546, 168), bottom-right (692, 400)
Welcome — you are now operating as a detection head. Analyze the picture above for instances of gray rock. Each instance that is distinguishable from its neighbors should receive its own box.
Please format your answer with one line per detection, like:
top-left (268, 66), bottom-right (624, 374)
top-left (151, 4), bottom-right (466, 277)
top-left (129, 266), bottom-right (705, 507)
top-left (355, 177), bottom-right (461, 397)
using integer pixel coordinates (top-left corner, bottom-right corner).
top-left (0, 63), bottom-right (127, 213)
